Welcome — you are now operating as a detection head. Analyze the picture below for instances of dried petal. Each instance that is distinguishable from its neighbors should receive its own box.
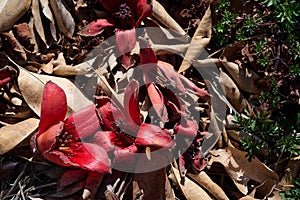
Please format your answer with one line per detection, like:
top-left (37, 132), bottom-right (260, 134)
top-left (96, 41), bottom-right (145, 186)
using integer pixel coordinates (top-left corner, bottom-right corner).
top-left (116, 28), bottom-right (136, 68)
top-left (78, 19), bottom-right (115, 37)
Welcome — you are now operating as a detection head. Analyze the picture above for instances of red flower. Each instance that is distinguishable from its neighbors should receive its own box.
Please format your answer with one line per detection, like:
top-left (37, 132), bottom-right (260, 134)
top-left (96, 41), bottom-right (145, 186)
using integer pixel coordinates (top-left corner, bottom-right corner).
top-left (78, 0), bottom-right (152, 68)
top-left (94, 80), bottom-right (175, 168)
top-left (31, 81), bottom-right (111, 173)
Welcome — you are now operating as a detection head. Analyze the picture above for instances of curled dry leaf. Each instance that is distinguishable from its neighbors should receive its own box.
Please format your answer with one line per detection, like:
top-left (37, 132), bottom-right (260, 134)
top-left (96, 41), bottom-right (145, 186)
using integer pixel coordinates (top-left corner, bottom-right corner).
top-left (31, 0), bottom-right (47, 46)
top-left (0, 118), bottom-right (39, 155)
top-left (178, 5), bottom-right (212, 73)
top-left (188, 172), bottom-right (230, 200)
top-left (49, 0), bottom-right (75, 37)
top-left (52, 53), bottom-right (93, 76)
top-left (219, 70), bottom-right (252, 113)
top-left (209, 147), bottom-right (279, 198)
top-left (1, 31), bottom-right (27, 60)
top-left (0, 0), bottom-right (31, 31)
top-left (169, 166), bottom-right (212, 200)
top-left (220, 60), bottom-right (261, 94)
top-left (152, 0), bottom-right (186, 37)
top-left (15, 62), bottom-right (92, 117)
top-left (39, 0), bottom-right (57, 41)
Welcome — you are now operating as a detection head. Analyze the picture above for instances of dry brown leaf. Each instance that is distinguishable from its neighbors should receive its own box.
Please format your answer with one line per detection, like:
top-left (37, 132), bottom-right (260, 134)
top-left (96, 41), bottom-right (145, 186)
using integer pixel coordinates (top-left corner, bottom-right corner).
top-left (52, 53), bottom-right (94, 76)
top-left (1, 31), bottom-right (27, 60)
top-left (49, 0), bottom-right (75, 37)
top-left (39, 0), bottom-right (57, 41)
top-left (152, 0), bottom-right (186, 37)
top-left (209, 147), bottom-right (279, 198)
top-left (14, 61), bottom-right (92, 117)
top-left (169, 166), bottom-right (212, 200)
top-left (32, 0), bottom-right (47, 46)
top-left (0, 118), bottom-right (39, 155)
top-left (220, 61), bottom-right (261, 94)
top-left (0, 0), bottom-right (31, 31)
top-left (133, 168), bottom-right (174, 200)
top-left (219, 70), bottom-right (252, 113)
top-left (178, 5), bottom-right (212, 73)
top-left (188, 171), bottom-right (229, 200)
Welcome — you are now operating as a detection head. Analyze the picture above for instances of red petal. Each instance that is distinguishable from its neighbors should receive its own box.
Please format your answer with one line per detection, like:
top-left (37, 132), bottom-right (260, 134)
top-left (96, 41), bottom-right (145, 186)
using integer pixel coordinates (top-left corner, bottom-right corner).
top-left (124, 80), bottom-right (141, 125)
top-left (39, 82), bottom-right (67, 134)
top-left (174, 118), bottom-right (198, 137)
top-left (113, 144), bottom-right (138, 169)
top-left (139, 38), bottom-right (157, 64)
top-left (135, 123), bottom-right (174, 149)
top-left (64, 104), bottom-right (101, 139)
top-left (126, 0), bottom-right (152, 27)
top-left (96, 97), bottom-right (123, 131)
top-left (94, 131), bottom-right (117, 152)
top-left (116, 28), bottom-right (136, 69)
top-left (146, 83), bottom-right (168, 122)
top-left (78, 19), bottom-right (115, 37)
top-left (50, 143), bottom-right (111, 173)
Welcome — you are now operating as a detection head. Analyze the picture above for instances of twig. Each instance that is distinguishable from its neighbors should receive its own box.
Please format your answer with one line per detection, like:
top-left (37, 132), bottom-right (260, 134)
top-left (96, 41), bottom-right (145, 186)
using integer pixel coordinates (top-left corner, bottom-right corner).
top-left (4, 162), bottom-right (28, 198)
top-left (18, 182), bottom-right (26, 200)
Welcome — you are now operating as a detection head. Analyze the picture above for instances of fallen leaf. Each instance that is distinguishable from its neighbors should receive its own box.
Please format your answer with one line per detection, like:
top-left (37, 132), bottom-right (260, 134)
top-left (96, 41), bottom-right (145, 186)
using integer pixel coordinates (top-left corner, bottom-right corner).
top-left (0, 118), bottom-right (39, 155)
top-left (14, 60), bottom-right (92, 117)
top-left (1, 31), bottom-right (27, 60)
top-left (134, 168), bottom-right (174, 200)
top-left (152, 0), bottom-right (187, 37)
top-left (169, 166), bottom-right (212, 200)
top-left (178, 5), bottom-right (212, 73)
top-left (188, 171), bottom-right (230, 200)
top-left (220, 60), bottom-right (261, 94)
top-left (39, 0), bottom-right (57, 41)
top-left (52, 53), bottom-right (94, 76)
top-left (31, 0), bottom-right (47, 46)
top-left (219, 70), bottom-right (252, 113)
top-left (0, 0), bottom-right (31, 31)
top-left (209, 147), bottom-right (279, 198)
top-left (49, 0), bottom-right (75, 37)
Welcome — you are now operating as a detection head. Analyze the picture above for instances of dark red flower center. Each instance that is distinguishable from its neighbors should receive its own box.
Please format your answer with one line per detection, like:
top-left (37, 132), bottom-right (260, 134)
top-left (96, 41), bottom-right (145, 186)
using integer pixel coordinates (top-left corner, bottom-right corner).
top-left (113, 3), bottom-right (134, 29)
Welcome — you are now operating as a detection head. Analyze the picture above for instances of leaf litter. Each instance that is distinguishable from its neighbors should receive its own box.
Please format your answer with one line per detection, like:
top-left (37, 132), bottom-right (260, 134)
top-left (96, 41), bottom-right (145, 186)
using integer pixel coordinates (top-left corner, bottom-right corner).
top-left (0, 0), bottom-right (299, 199)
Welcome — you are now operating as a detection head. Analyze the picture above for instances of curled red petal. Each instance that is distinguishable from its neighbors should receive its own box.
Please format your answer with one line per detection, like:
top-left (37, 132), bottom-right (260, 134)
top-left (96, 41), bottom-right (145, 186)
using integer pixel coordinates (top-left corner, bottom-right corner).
top-left (134, 0), bottom-right (152, 27)
top-left (146, 83), bottom-right (168, 122)
top-left (39, 82), bottom-right (67, 134)
top-left (135, 123), bottom-right (174, 149)
top-left (64, 104), bottom-right (101, 139)
top-left (94, 131), bottom-right (117, 152)
top-left (180, 76), bottom-right (210, 97)
top-left (174, 118), bottom-right (198, 137)
top-left (78, 19), bottom-right (115, 37)
top-left (124, 80), bottom-right (141, 125)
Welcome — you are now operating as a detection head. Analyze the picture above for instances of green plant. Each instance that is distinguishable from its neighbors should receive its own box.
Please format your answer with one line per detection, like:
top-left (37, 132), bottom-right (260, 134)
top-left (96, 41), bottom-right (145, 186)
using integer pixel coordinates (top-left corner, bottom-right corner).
top-left (280, 176), bottom-right (300, 200)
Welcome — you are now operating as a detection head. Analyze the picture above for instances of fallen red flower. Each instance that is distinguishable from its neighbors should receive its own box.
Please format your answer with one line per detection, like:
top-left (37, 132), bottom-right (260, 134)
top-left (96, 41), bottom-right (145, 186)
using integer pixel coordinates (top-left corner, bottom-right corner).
top-left (31, 81), bottom-right (111, 173)
top-left (78, 0), bottom-right (152, 68)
